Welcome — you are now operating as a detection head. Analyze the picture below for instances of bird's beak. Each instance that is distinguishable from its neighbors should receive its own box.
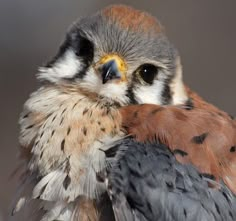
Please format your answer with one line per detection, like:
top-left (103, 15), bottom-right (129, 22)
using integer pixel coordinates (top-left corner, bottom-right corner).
top-left (95, 54), bottom-right (127, 84)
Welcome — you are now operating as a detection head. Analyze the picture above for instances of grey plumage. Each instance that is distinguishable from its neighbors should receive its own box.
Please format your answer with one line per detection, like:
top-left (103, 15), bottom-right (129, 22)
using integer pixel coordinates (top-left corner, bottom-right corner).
top-left (104, 139), bottom-right (236, 221)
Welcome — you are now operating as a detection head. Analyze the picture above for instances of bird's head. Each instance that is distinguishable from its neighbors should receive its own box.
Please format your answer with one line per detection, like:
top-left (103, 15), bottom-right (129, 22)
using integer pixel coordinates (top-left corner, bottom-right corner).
top-left (38, 5), bottom-right (188, 106)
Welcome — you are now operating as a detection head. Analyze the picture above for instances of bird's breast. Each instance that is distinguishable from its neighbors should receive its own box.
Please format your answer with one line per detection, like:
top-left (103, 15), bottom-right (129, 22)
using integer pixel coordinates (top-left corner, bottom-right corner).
top-left (19, 86), bottom-right (124, 200)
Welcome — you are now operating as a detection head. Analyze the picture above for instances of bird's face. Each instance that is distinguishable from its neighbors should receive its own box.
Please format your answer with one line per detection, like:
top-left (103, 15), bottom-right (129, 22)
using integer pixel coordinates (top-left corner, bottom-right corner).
top-left (38, 5), bottom-right (188, 106)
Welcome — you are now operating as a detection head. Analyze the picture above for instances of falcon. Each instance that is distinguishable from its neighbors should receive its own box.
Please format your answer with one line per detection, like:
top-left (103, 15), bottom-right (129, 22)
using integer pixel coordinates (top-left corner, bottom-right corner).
top-left (12, 4), bottom-right (236, 221)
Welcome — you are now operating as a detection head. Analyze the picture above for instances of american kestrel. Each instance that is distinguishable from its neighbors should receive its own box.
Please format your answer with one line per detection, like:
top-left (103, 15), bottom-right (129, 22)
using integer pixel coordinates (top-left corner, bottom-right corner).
top-left (12, 4), bottom-right (236, 221)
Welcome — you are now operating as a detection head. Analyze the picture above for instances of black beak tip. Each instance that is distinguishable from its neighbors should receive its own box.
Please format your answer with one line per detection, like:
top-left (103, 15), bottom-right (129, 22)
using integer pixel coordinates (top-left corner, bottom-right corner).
top-left (101, 59), bottom-right (121, 84)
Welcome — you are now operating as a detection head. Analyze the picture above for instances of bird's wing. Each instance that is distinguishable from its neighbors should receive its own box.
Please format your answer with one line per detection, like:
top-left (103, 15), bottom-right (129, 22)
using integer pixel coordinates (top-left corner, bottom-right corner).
top-left (104, 139), bottom-right (236, 221)
top-left (119, 103), bottom-right (236, 194)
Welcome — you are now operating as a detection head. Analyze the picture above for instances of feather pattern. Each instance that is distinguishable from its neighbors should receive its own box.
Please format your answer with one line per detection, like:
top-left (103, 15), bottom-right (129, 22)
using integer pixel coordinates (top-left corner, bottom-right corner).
top-left (119, 87), bottom-right (236, 193)
top-left (104, 139), bottom-right (236, 221)
top-left (14, 84), bottom-right (124, 220)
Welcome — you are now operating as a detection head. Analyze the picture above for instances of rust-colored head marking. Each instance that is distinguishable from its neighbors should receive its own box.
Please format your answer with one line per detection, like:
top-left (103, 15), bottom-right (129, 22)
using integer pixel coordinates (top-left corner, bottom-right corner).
top-left (102, 5), bottom-right (163, 33)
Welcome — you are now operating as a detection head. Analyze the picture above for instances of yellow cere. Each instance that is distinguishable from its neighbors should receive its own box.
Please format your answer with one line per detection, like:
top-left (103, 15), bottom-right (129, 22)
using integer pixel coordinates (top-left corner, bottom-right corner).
top-left (97, 54), bottom-right (127, 82)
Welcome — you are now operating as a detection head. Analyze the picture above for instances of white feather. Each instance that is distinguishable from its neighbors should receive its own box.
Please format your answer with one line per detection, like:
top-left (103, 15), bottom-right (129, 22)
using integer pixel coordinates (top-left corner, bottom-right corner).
top-left (79, 68), bottom-right (130, 105)
top-left (38, 50), bottom-right (81, 83)
top-left (133, 80), bottom-right (164, 104)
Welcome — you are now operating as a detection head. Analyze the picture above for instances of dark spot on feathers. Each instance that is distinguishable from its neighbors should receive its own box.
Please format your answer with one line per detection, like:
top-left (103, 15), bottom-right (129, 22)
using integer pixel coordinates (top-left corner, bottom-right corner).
top-left (230, 146), bottom-right (236, 152)
top-left (215, 202), bottom-right (221, 215)
top-left (83, 108), bottom-right (89, 115)
top-left (133, 111), bottom-right (138, 118)
top-left (61, 139), bottom-right (65, 151)
top-left (151, 107), bottom-right (164, 115)
top-left (184, 98), bottom-right (194, 110)
top-left (51, 130), bottom-right (55, 137)
top-left (147, 201), bottom-right (152, 212)
top-left (101, 128), bottom-right (106, 132)
top-left (72, 103), bottom-right (78, 110)
top-left (173, 111), bottom-right (188, 121)
top-left (67, 127), bottom-right (71, 135)
top-left (183, 209), bottom-right (187, 217)
top-left (60, 117), bottom-right (64, 125)
top-left (37, 184), bottom-right (47, 199)
top-left (166, 181), bottom-right (174, 189)
top-left (173, 149), bottom-right (188, 157)
top-left (35, 141), bottom-right (39, 146)
top-left (40, 151), bottom-right (44, 159)
top-left (40, 132), bottom-right (44, 138)
top-left (130, 182), bottom-right (137, 193)
top-left (65, 159), bottom-right (71, 174)
top-left (201, 173), bottom-right (215, 180)
top-left (138, 162), bottom-right (141, 168)
top-left (52, 115), bottom-right (56, 122)
top-left (218, 112), bottom-right (224, 117)
top-left (222, 191), bottom-right (230, 203)
top-left (61, 108), bottom-right (67, 115)
top-left (192, 133), bottom-right (208, 144)
top-left (23, 113), bottom-right (29, 119)
top-left (63, 175), bottom-right (71, 190)
top-left (96, 171), bottom-right (105, 182)
top-left (97, 121), bottom-right (101, 125)
top-left (82, 127), bottom-right (87, 136)
top-left (26, 124), bottom-right (34, 129)
top-left (42, 123), bottom-right (46, 129)
top-left (104, 145), bottom-right (119, 158)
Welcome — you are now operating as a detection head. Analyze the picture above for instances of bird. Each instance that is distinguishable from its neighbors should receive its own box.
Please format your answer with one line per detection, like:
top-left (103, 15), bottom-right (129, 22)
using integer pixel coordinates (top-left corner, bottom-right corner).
top-left (11, 4), bottom-right (235, 221)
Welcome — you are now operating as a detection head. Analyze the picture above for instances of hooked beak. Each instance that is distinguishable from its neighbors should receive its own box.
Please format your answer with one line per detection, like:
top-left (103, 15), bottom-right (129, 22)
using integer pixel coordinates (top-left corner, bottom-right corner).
top-left (95, 54), bottom-right (127, 84)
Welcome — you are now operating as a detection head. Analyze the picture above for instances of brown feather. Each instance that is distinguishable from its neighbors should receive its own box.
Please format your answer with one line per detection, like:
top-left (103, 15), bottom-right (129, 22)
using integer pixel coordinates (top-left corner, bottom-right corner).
top-left (74, 197), bottom-right (99, 221)
top-left (119, 88), bottom-right (236, 193)
top-left (102, 5), bottom-right (163, 33)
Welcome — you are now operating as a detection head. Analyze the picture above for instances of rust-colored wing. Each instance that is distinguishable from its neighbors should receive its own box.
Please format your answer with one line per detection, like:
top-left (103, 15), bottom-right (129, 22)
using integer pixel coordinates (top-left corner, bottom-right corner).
top-left (119, 96), bottom-right (236, 193)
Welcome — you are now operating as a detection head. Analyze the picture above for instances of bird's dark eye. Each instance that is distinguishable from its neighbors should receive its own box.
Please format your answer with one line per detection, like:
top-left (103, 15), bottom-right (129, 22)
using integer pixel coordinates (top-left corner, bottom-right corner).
top-left (137, 64), bottom-right (159, 84)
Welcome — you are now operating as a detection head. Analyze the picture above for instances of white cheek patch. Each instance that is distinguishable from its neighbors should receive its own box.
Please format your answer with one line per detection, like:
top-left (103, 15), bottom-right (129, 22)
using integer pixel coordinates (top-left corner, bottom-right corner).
top-left (99, 82), bottom-right (129, 104)
top-left (38, 50), bottom-right (81, 83)
top-left (170, 57), bottom-right (188, 105)
top-left (79, 69), bottom-right (102, 93)
top-left (133, 80), bottom-right (164, 104)
top-left (79, 69), bottom-right (129, 105)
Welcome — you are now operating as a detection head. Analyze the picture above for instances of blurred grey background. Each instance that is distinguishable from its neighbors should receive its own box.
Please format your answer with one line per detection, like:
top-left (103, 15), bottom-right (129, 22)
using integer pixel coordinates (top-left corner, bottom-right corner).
top-left (0, 0), bottom-right (235, 219)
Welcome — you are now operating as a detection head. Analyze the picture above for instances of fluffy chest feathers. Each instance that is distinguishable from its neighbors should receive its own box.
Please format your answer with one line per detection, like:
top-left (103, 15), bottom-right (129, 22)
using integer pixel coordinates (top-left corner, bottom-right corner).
top-left (19, 85), bottom-right (123, 203)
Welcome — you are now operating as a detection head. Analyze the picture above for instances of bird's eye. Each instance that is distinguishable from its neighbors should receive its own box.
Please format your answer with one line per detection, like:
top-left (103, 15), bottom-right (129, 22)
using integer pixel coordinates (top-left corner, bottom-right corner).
top-left (137, 64), bottom-right (159, 84)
